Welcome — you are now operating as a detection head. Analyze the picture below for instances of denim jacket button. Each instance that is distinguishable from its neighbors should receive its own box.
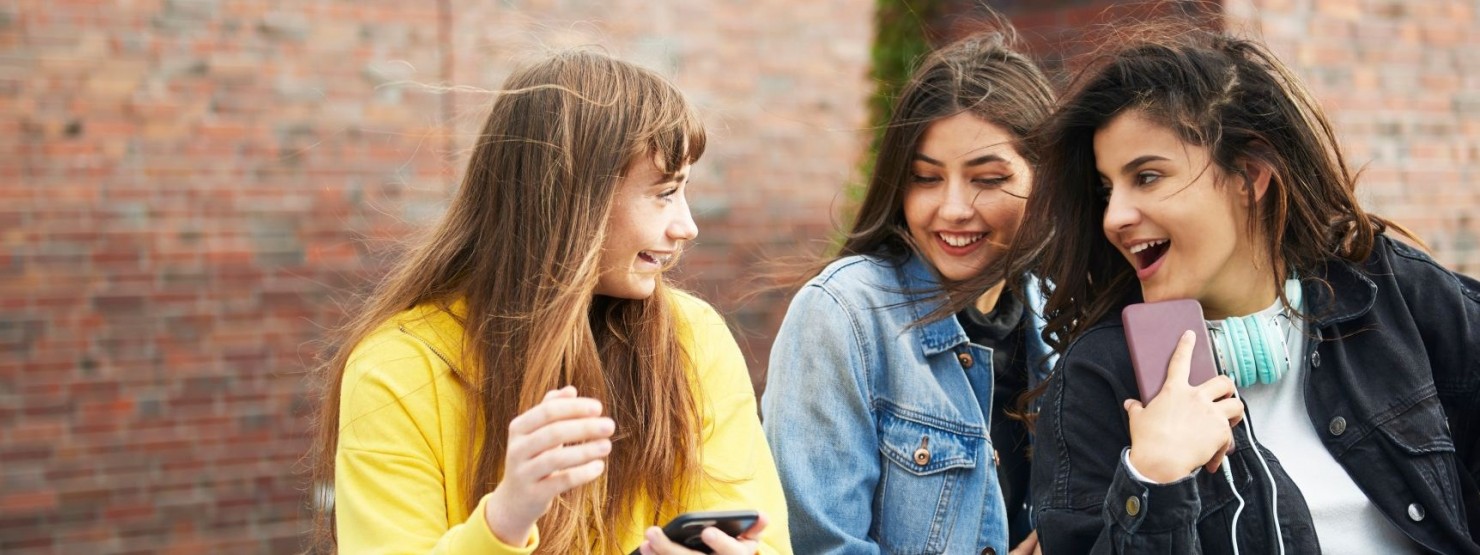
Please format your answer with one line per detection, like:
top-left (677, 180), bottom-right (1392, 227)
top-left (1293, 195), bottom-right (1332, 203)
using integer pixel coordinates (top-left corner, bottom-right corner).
top-left (1329, 416), bottom-right (1347, 436)
top-left (981, 549), bottom-right (996, 555)
top-left (958, 352), bottom-right (974, 369)
top-left (1125, 495), bottom-right (1142, 516)
top-left (1310, 351), bottom-right (1322, 367)
top-left (1408, 503), bottom-right (1426, 522)
top-left (913, 447), bottom-right (931, 466)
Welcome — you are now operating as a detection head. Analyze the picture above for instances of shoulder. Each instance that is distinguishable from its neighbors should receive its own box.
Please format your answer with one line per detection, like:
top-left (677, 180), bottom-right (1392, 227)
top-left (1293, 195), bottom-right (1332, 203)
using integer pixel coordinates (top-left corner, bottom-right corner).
top-left (1052, 318), bottom-right (1139, 401)
top-left (808, 254), bottom-right (905, 294)
top-left (1376, 235), bottom-right (1480, 301)
top-left (342, 304), bottom-right (465, 406)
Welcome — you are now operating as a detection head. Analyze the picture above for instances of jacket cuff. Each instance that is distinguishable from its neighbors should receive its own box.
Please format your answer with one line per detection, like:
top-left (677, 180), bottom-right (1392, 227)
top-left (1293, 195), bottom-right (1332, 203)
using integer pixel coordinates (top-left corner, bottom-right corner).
top-left (1105, 448), bottom-right (1201, 534)
top-left (458, 493), bottom-right (540, 554)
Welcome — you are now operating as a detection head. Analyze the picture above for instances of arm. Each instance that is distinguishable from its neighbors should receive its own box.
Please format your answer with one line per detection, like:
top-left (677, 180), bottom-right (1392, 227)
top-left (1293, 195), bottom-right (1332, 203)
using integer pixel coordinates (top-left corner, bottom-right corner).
top-left (760, 284), bottom-right (883, 555)
top-left (334, 337), bottom-right (538, 555)
top-left (679, 297), bottom-right (793, 555)
top-left (1031, 330), bottom-right (1227, 554)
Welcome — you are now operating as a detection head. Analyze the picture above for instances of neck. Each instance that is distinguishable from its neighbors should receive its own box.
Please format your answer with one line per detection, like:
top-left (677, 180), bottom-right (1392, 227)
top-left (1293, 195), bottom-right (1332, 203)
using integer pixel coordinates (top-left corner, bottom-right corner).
top-left (974, 280), bottom-right (1008, 314)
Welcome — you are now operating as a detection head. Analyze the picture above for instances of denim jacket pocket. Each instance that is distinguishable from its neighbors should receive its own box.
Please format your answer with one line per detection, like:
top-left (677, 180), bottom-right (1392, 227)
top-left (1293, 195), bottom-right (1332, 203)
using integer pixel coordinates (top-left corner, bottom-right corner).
top-left (1375, 394), bottom-right (1463, 516)
top-left (875, 405), bottom-right (983, 554)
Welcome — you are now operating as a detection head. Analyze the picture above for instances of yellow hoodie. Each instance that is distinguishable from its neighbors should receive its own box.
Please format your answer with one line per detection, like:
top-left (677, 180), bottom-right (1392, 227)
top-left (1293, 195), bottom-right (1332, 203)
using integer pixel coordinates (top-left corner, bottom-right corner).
top-left (334, 292), bottom-right (791, 554)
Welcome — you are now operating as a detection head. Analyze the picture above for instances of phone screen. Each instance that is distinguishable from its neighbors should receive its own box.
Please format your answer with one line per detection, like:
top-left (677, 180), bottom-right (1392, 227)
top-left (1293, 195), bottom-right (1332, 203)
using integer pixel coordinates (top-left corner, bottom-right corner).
top-left (1121, 299), bottom-right (1219, 401)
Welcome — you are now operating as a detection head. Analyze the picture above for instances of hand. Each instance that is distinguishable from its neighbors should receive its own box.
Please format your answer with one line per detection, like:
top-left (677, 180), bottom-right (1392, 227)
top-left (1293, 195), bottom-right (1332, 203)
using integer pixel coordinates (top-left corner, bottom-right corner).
top-left (484, 386), bottom-right (615, 545)
top-left (638, 512), bottom-right (769, 555)
top-left (1009, 530), bottom-right (1041, 555)
top-left (1125, 330), bottom-right (1244, 483)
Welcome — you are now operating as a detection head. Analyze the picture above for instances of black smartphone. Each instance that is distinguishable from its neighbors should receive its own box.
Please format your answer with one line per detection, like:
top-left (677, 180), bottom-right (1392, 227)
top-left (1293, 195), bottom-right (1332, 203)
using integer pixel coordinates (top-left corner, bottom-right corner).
top-left (1122, 299), bottom-right (1219, 402)
top-left (627, 510), bottom-right (760, 555)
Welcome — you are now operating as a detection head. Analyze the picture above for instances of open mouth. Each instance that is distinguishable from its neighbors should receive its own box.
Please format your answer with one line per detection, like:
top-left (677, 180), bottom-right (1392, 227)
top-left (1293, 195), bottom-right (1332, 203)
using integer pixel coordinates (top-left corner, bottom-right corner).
top-left (1129, 239), bottom-right (1170, 270)
top-left (638, 251), bottom-right (671, 266)
top-left (937, 231), bottom-right (986, 249)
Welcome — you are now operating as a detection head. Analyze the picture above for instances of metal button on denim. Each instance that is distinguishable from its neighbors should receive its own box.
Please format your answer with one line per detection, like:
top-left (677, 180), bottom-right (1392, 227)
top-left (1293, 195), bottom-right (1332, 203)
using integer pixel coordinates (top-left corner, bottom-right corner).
top-left (1310, 351), bottom-right (1322, 367)
top-left (1408, 503), bottom-right (1426, 522)
top-left (1329, 416), bottom-right (1347, 436)
top-left (913, 436), bottom-right (931, 466)
top-left (1125, 496), bottom-right (1141, 516)
top-left (958, 352), bottom-right (973, 369)
top-left (981, 549), bottom-right (996, 555)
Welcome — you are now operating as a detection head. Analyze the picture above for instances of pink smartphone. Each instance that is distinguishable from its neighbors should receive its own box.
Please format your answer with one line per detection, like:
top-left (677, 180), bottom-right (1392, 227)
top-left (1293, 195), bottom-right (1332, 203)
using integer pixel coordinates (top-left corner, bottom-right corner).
top-left (1121, 299), bottom-right (1219, 402)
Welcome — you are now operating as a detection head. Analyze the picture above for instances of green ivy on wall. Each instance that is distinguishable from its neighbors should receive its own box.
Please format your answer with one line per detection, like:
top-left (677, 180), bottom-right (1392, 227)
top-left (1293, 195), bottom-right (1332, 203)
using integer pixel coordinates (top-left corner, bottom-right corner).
top-left (842, 0), bottom-right (941, 227)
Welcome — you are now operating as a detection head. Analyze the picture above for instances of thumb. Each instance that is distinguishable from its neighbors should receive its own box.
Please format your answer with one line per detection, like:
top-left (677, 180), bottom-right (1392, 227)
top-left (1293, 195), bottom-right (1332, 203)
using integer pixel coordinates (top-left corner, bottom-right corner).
top-left (1123, 398), bottom-right (1144, 414)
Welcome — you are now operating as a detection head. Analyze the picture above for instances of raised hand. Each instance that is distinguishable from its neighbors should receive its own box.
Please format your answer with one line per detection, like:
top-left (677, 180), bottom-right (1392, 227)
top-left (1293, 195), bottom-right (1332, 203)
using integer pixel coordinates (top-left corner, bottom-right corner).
top-left (483, 386), bottom-right (615, 545)
top-left (1125, 331), bottom-right (1244, 483)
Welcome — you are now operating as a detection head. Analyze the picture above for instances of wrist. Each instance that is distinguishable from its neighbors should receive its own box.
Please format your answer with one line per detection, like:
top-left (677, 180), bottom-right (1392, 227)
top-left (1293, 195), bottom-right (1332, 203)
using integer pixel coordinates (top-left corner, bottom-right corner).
top-left (483, 491), bottom-right (537, 547)
top-left (1126, 447), bottom-right (1192, 484)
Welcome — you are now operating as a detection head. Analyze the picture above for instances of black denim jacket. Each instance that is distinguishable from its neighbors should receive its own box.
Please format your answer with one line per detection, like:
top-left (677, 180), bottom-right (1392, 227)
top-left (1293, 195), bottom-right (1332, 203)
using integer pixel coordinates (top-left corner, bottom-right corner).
top-left (1031, 236), bottom-right (1480, 554)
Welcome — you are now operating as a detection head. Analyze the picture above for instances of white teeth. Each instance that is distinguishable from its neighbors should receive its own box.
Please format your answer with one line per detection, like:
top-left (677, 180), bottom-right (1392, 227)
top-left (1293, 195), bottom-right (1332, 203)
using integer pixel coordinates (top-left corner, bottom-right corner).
top-left (640, 251), bottom-right (670, 265)
top-left (938, 232), bottom-right (985, 248)
top-left (1129, 239), bottom-right (1168, 254)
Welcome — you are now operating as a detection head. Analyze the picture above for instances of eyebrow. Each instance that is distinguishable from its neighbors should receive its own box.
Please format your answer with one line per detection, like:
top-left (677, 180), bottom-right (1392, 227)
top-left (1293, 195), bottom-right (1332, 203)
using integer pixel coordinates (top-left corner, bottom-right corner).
top-left (650, 172), bottom-right (687, 186)
top-left (1115, 155), bottom-right (1171, 175)
top-left (913, 153), bottom-right (1010, 168)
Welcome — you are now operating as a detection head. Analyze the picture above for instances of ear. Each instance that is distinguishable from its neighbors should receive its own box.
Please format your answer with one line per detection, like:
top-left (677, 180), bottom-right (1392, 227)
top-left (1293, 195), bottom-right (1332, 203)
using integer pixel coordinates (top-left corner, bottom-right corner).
top-left (1237, 157), bottom-right (1274, 206)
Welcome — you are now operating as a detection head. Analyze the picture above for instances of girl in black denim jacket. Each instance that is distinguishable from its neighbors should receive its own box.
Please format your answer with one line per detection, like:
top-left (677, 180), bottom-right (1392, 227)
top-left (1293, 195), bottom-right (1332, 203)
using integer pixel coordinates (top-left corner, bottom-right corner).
top-left (967, 23), bottom-right (1480, 554)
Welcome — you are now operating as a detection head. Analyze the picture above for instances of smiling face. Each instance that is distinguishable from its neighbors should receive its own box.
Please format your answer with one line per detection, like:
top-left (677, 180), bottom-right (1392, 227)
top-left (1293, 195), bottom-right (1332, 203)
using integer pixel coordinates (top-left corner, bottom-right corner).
top-left (593, 153), bottom-right (697, 299)
top-left (903, 112), bottom-right (1031, 283)
top-left (1095, 110), bottom-right (1274, 319)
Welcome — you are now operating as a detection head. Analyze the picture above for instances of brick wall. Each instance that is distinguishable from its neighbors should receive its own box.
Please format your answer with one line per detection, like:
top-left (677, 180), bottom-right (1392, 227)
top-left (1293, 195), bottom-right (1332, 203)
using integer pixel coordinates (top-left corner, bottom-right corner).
top-left (1, 0), bottom-right (872, 552)
top-left (1228, 0), bottom-right (1480, 273)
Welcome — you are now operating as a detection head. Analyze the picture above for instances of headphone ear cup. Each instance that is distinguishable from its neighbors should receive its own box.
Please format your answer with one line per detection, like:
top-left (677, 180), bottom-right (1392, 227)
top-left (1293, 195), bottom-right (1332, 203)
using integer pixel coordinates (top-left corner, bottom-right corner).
top-left (1226, 317), bottom-right (1258, 386)
top-left (1246, 315), bottom-right (1275, 385)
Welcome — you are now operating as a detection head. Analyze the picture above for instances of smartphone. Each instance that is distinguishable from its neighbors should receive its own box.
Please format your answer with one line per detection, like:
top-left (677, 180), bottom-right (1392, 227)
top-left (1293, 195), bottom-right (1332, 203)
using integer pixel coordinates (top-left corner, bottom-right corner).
top-left (1122, 299), bottom-right (1219, 402)
top-left (627, 510), bottom-right (759, 555)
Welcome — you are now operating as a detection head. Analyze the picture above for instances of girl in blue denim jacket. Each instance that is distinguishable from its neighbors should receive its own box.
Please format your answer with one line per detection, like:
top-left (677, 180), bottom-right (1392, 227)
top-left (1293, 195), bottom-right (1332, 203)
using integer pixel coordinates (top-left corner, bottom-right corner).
top-left (761, 30), bottom-right (1056, 555)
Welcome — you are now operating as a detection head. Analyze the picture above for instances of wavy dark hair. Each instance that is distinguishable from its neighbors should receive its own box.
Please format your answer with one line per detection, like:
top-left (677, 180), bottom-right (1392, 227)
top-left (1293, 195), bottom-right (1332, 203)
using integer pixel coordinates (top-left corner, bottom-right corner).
top-left (978, 23), bottom-right (1416, 354)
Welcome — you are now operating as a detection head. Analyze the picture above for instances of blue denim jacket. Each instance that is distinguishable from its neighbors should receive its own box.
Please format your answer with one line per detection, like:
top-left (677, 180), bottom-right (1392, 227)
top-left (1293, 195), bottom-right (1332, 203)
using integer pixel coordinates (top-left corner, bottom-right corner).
top-left (762, 254), bottom-right (1055, 554)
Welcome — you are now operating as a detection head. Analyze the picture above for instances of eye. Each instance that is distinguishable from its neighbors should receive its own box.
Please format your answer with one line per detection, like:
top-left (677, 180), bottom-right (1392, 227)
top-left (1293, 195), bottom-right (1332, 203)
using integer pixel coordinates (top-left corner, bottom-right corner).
top-left (1096, 180), bottom-right (1112, 202)
top-left (974, 175), bottom-right (1011, 188)
top-left (657, 185), bottom-right (680, 203)
top-left (1135, 171), bottom-right (1161, 186)
top-left (909, 174), bottom-right (943, 186)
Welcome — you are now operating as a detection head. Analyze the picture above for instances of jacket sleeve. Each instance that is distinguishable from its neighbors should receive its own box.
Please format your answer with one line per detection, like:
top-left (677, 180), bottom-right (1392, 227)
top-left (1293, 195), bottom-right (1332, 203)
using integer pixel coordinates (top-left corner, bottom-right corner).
top-left (761, 284), bottom-right (884, 555)
top-left (1385, 238), bottom-right (1480, 533)
top-left (681, 298), bottom-right (793, 555)
top-left (335, 336), bottom-right (538, 555)
top-left (1030, 333), bottom-right (1205, 554)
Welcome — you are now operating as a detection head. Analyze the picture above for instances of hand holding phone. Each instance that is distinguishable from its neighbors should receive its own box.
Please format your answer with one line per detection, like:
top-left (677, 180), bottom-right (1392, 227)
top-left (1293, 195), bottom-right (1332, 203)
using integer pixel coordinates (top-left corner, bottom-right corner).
top-left (1121, 301), bottom-right (1244, 483)
top-left (632, 510), bottom-right (765, 555)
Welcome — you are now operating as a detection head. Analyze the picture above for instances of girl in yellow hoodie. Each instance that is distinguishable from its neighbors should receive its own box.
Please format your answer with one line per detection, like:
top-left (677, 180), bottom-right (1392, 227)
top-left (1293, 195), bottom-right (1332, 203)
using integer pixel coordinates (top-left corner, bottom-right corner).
top-left (307, 50), bottom-right (790, 555)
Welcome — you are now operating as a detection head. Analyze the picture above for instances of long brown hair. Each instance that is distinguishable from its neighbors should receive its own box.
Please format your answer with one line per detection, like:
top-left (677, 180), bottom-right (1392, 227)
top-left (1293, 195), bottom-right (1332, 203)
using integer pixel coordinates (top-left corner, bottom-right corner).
top-left (986, 23), bottom-right (1415, 353)
top-left (308, 49), bottom-right (707, 553)
top-left (812, 29), bottom-right (1054, 289)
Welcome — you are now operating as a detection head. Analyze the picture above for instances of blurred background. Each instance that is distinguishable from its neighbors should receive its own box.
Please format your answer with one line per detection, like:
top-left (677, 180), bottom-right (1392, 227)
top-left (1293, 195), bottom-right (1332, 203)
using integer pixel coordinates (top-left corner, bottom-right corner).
top-left (2, 0), bottom-right (1476, 552)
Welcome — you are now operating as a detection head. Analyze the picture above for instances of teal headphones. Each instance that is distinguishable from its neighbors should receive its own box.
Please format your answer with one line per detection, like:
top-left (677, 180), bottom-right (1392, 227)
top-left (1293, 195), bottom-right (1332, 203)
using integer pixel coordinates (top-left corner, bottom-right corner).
top-left (1209, 279), bottom-right (1303, 388)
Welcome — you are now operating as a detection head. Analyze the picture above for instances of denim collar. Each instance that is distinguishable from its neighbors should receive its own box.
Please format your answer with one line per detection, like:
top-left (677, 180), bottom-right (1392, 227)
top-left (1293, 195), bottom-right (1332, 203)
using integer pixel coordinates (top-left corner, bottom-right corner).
top-left (894, 254), bottom-right (971, 357)
top-left (1305, 254), bottom-right (1378, 328)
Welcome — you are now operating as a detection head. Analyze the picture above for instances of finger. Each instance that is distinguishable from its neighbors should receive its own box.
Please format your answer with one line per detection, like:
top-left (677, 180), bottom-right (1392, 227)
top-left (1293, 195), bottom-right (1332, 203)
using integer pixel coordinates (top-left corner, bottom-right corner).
top-left (542, 386), bottom-right (577, 402)
top-left (533, 458), bottom-right (605, 498)
top-left (699, 526), bottom-right (749, 554)
top-left (1214, 398), bottom-right (1246, 427)
top-left (512, 416), bottom-right (615, 457)
top-left (1009, 530), bottom-right (1039, 555)
top-left (1163, 330), bottom-right (1197, 390)
top-left (508, 396), bottom-right (604, 436)
top-left (643, 525), bottom-right (694, 555)
top-left (1123, 398), bottom-right (1144, 416)
top-left (737, 512), bottom-right (769, 541)
top-left (520, 439), bottom-right (612, 480)
top-left (1197, 374), bottom-right (1237, 401)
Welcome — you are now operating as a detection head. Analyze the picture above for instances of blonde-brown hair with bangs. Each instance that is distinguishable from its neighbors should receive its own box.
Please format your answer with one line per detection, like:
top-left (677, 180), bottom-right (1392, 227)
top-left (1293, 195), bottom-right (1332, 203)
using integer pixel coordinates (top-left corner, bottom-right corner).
top-left (309, 49), bottom-right (708, 553)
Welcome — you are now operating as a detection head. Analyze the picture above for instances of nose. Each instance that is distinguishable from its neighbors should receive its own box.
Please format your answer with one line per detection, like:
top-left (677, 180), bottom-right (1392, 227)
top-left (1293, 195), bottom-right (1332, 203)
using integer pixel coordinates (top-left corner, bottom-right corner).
top-left (939, 181), bottom-right (975, 223)
top-left (1101, 184), bottom-right (1140, 238)
top-left (669, 196), bottom-right (698, 241)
